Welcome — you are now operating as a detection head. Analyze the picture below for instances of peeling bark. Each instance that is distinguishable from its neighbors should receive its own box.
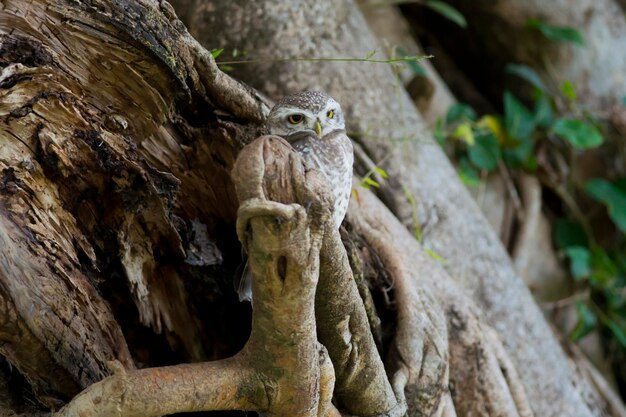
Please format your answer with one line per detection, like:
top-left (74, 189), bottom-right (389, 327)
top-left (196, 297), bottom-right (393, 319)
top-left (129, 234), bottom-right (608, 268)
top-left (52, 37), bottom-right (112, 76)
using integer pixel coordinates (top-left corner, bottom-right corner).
top-left (1, 0), bottom-right (625, 416)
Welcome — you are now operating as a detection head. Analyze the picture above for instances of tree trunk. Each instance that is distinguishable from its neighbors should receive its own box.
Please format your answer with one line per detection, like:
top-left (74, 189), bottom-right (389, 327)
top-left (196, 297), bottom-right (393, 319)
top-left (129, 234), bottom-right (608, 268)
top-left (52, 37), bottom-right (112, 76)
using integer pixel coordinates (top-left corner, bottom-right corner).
top-left (0, 0), bottom-right (624, 416)
top-left (175, 1), bottom-right (625, 416)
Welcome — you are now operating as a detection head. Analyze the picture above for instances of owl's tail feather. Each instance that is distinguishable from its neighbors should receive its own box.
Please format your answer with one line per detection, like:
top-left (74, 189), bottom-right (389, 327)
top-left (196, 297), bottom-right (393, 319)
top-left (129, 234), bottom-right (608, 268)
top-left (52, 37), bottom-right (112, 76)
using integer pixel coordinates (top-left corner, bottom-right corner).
top-left (233, 255), bottom-right (253, 302)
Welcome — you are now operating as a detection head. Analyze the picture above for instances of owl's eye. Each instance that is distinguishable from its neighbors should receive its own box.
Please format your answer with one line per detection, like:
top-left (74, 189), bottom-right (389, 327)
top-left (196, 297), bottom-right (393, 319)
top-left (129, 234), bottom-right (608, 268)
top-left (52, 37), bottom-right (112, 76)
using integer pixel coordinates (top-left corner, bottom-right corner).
top-left (288, 114), bottom-right (304, 124)
top-left (327, 110), bottom-right (334, 119)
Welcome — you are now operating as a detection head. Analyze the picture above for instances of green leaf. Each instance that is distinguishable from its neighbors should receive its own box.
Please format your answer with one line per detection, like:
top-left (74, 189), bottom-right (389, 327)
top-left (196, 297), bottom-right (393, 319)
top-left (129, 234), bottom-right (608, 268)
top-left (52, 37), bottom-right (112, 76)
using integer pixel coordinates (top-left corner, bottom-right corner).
top-left (561, 80), bottom-right (577, 100)
top-left (374, 166), bottom-right (389, 179)
top-left (434, 117), bottom-right (446, 145)
top-left (585, 179), bottom-right (626, 232)
top-left (425, 0), bottom-right (467, 28)
top-left (446, 103), bottom-right (476, 124)
top-left (551, 118), bottom-right (603, 149)
top-left (458, 157), bottom-right (480, 187)
top-left (586, 178), bottom-right (620, 204)
top-left (533, 92), bottom-right (554, 128)
top-left (502, 138), bottom-right (535, 169)
top-left (526, 18), bottom-right (585, 46)
top-left (622, 96), bottom-right (626, 106)
top-left (604, 319), bottom-right (626, 348)
top-left (468, 134), bottom-right (501, 171)
top-left (554, 219), bottom-right (588, 249)
top-left (211, 48), bottom-right (224, 58)
top-left (506, 64), bottom-right (547, 91)
top-left (570, 301), bottom-right (597, 341)
top-left (504, 91), bottom-right (536, 140)
top-left (361, 176), bottom-right (380, 189)
top-left (452, 122), bottom-right (475, 145)
top-left (589, 247), bottom-right (617, 286)
top-left (616, 178), bottom-right (626, 194)
top-left (565, 246), bottom-right (591, 279)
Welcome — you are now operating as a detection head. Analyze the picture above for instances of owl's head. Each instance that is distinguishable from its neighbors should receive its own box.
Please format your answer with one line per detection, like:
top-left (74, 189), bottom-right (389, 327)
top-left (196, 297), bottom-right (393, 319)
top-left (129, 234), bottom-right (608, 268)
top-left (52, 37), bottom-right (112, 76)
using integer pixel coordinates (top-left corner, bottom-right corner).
top-left (267, 90), bottom-right (345, 138)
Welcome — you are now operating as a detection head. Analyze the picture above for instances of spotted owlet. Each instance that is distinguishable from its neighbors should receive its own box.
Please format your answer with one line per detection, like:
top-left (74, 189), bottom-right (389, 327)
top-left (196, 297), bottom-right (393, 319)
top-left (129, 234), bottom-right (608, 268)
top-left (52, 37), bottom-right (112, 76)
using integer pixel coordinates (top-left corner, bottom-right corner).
top-left (237, 90), bottom-right (354, 302)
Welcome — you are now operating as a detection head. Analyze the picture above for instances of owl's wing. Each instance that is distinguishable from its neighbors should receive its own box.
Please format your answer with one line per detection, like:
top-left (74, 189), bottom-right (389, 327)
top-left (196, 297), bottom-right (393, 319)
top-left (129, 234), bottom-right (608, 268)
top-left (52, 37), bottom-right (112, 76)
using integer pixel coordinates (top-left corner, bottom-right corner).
top-left (284, 131), bottom-right (315, 150)
top-left (283, 131), bottom-right (318, 170)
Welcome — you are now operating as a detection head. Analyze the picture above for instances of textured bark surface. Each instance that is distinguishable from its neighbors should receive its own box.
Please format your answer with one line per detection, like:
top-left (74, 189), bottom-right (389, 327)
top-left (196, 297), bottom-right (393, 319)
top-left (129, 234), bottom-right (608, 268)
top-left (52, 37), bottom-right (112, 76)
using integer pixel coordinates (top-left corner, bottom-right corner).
top-left (174, 0), bottom-right (621, 415)
top-left (56, 136), bottom-right (337, 417)
top-left (359, 5), bottom-right (455, 126)
top-left (0, 0), bottom-right (265, 410)
top-left (2, 0), bottom-right (625, 415)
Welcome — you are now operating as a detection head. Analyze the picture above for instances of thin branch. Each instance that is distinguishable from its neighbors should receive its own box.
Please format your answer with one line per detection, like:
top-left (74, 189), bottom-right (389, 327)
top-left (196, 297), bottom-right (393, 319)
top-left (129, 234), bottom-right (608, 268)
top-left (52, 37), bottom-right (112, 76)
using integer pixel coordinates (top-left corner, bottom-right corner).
top-left (217, 55), bottom-right (433, 66)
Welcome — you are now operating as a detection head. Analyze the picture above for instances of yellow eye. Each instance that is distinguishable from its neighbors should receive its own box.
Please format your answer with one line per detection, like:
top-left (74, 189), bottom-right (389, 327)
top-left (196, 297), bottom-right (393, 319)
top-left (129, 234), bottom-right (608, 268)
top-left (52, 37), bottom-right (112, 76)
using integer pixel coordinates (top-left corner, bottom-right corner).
top-left (288, 114), bottom-right (304, 124)
top-left (327, 110), bottom-right (334, 119)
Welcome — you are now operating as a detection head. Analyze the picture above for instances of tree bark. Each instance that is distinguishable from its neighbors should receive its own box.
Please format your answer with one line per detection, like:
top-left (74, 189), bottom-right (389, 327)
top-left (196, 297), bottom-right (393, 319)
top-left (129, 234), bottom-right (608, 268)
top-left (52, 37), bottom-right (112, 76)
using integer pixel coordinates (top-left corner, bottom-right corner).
top-left (175, 1), bottom-right (625, 416)
top-left (1, 0), bottom-right (625, 416)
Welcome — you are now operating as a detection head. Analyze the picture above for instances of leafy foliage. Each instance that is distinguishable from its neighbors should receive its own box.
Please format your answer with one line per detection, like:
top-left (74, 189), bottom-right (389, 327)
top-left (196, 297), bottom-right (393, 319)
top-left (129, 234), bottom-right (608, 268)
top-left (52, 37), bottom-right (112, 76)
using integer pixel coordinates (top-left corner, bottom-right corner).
top-left (585, 179), bottom-right (626, 232)
top-left (425, 0), bottom-right (467, 28)
top-left (552, 118), bottom-right (603, 149)
top-left (446, 103), bottom-right (476, 124)
top-left (433, 26), bottom-right (626, 351)
top-left (565, 247), bottom-right (591, 279)
top-left (570, 301), bottom-right (598, 341)
top-left (506, 64), bottom-right (547, 91)
top-left (468, 134), bottom-right (500, 171)
top-left (210, 48), bottom-right (224, 58)
top-left (526, 18), bottom-right (585, 46)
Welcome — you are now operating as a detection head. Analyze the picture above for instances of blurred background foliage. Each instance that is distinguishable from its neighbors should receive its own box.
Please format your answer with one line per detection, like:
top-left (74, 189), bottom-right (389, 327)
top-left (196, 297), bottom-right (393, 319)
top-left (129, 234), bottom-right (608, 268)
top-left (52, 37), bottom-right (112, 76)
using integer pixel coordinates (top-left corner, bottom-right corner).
top-left (360, 0), bottom-right (626, 399)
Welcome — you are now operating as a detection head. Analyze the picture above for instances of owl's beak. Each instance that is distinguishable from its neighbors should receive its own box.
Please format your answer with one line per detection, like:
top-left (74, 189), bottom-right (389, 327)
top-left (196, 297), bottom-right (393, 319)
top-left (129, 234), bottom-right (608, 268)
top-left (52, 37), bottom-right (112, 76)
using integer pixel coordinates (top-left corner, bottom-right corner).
top-left (315, 120), bottom-right (322, 137)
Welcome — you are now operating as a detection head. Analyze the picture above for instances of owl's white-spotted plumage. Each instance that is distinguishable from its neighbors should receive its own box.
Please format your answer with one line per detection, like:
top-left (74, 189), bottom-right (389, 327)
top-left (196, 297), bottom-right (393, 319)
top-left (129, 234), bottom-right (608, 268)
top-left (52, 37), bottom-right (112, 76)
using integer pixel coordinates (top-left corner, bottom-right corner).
top-left (237, 91), bottom-right (353, 302)
top-left (267, 90), bottom-right (354, 229)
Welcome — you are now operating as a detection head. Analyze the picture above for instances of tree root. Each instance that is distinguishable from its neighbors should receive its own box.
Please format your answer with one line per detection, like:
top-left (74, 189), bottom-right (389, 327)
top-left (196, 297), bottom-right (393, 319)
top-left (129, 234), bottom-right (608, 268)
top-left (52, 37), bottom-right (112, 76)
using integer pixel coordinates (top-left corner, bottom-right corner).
top-left (351, 184), bottom-right (534, 416)
top-left (56, 136), bottom-right (337, 416)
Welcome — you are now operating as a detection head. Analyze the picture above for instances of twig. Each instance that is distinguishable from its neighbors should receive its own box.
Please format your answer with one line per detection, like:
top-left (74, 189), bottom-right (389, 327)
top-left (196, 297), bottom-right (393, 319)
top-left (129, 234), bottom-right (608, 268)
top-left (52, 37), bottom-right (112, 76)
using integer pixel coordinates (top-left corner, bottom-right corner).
top-left (217, 55), bottom-right (433, 66)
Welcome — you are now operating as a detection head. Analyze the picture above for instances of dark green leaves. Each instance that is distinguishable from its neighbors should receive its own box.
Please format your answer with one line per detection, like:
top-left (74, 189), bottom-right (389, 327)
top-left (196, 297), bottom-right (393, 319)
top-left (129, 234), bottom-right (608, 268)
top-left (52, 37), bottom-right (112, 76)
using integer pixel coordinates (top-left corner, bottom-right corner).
top-left (565, 247), bottom-right (591, 279)
top-left (533, 91), bottom-right (554, 128)
top-left (425, 0), bottom-right (467, 28)
top-left (458, 157), bottom-right (480, 187)
top-left (468, 134), bottom-right (501, 171)
top-left (434, 118), bottom-right (446, 145)
top-left (554, 219), bottom-right (588, 249)
top-left (570, 301), bottom-right (597, 341)
top-left (506, 64), bottom-right (547, 91)
top-left (585, 179), bottom-right (626, 232)
top-left (551, 118), bottom-right (603, 149)
top-left (504, 91), bottom-right (536, 140)
top-left (526, 18), bottom-right (585, 46)
top-left (605, 319), bottom-right (626, 347)
top-left (446, 103), bottom-right (476, 124)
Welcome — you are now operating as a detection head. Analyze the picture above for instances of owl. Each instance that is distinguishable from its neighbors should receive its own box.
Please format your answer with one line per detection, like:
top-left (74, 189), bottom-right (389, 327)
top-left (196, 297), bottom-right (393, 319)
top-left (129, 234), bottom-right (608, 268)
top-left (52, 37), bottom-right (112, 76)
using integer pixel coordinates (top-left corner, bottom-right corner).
top-left (237, 90), bottom-right (354, 302)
